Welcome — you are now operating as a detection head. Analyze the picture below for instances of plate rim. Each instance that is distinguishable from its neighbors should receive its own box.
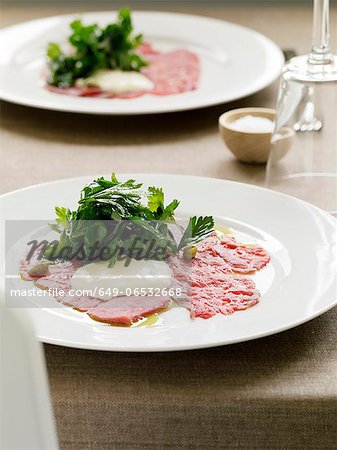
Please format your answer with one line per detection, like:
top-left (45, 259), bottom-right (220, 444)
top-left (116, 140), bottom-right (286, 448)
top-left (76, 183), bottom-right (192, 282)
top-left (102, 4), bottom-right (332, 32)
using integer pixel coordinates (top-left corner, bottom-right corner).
top-left (0, 10), bottom-right (284, 115)
top-left (1, 173), bottom-right (336, 351)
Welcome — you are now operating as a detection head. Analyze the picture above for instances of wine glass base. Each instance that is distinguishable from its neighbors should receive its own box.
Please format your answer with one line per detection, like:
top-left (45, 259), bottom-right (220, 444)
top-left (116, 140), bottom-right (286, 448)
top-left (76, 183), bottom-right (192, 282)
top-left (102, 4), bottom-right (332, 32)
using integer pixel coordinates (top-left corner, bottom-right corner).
top-left (284, 55), bottom-right (337, 83)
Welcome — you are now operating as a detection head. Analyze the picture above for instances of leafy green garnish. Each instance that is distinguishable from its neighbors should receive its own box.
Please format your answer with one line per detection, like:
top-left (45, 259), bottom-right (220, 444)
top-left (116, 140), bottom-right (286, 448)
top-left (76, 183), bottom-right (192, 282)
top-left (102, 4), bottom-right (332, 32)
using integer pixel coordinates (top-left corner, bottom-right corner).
top-left (75, 175), bottom-right (146, 220)
top-left (178, 216), bottom-right (215, 250)
top-left (47, 8), bottom-right (147, 88)
top-left (45, 174), bottom-right (214, 266)
top-left (147, 187), bottom-right (180, 221)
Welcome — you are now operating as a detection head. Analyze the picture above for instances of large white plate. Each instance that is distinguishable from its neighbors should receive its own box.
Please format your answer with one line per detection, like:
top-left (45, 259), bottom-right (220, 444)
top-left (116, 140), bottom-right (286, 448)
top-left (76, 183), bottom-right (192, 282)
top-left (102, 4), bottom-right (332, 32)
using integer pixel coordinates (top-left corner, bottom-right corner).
top-left (0, 174), bottom-right (336, 351)
top-left (0, 11), bottom-right (284, 115)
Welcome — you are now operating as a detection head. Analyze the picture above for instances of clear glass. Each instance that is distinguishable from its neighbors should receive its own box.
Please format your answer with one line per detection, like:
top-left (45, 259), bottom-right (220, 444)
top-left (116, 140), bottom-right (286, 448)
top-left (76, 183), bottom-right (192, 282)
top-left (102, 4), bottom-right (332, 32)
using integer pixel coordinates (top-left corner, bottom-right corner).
top-left (266, 0), bottom-right (337, 214)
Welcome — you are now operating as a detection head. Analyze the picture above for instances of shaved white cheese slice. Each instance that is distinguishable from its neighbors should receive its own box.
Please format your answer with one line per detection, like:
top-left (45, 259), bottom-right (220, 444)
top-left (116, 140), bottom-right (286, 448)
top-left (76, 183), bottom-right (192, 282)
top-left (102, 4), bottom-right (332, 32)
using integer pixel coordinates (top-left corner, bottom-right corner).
top-left (76, 69), bottom-right (153, 93)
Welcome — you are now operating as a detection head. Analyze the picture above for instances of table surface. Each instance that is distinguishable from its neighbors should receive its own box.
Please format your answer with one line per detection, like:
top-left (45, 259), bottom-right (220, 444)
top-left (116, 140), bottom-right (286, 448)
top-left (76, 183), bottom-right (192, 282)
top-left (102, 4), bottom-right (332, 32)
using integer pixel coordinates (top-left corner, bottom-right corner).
top-left (1, 3), bottom-right (337, 450)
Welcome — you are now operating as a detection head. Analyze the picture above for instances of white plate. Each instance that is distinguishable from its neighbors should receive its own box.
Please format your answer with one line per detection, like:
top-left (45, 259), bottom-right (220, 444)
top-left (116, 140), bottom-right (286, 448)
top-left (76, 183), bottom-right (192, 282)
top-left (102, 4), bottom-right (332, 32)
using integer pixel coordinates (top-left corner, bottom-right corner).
top-left (0, 11), bottom-right (284, 115)
top-left (0, 174), bottom-right (336, 352)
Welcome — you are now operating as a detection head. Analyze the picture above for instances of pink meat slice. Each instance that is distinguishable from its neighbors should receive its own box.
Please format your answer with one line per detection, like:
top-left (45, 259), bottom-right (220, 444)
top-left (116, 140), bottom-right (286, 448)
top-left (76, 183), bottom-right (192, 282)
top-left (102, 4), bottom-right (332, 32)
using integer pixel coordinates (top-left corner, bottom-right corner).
top-left (30, 262), bottom-right (103, 311)
top-left (19, 251), bottom-right (53, 281)
top-left (35, 279), bottom-right (102, 312)
top-left (19, 258), bottom-right (39, 281)
top-left (214, 235), bottom-right (271, 274)
top-left (46, 45), bottom-right (200, 98)
top-left (142, 49), bottom-right (200, 95)
top-left (169, 233), bottom-right (270, 319)
top-left (170, 257), bottom-right (260, 319)
top-left (169, 234), bottom-right (232, 285)
top-left (47, 261), bottom-right (76, 277)
top-left (33, 262), bottom-right (76, 291)
top-left (61, 294), bottom-right (102, 312)
top-left (169, 255), bottom-right (230, 287)
top-left (194, 235), bottom-right (233, 272)
top-left (187, 233), bottom-right (271, 274)
top-left (34, 276), bottom-right (72, 291)
top-left (88, 296), bottom-right (171, 325)
top-left (180, 277), bottom-right (260, 319)
top-left (46, 84), bottom-right (145, 99)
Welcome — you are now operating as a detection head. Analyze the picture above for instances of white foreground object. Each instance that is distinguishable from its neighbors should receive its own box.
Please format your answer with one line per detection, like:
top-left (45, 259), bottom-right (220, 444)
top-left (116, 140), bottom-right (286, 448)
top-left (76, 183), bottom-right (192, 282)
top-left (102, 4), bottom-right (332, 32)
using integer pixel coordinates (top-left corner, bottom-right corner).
top-left (0, 305), bottom-right (58, 450)
top-left (77, 69), bottom-right (154, 93)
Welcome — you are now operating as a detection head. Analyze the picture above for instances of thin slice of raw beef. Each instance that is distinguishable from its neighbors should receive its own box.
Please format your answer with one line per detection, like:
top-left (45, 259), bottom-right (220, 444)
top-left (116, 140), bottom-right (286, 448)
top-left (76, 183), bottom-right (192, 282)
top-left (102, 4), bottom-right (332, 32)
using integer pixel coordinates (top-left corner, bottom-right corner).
top-left (19, 252), bottom-right (53, 281)
top-left (60, 294), bottom-right (103, 312)
top-left (142, 49), bottom-right (200, 95)
top-left (183, 276), bottom-right (260, 319)
top-left (214, 235), bottom-right (271, 274)
top-left (33, 261), bottom-right (76, 291)
top-left (169, 254), bottom-right (260, 319)
top-left (88, 296), bottom-right (171, 325)
top-left (46, 84), bottom-right (145, 99)
top-left (19, 257), bottom-right (41, 281)
top-left (168, 233), bottom-right (270, 319)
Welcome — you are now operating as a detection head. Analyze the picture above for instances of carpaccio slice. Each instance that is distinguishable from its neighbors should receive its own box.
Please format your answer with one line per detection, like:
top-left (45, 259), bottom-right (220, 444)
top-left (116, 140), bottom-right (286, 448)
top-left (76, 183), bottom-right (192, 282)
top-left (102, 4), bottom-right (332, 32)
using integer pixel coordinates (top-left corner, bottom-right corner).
top-left (215, 235), bottom-right (271, 274)
top-left (193, 234), bottom-right (271, 274)
top-left (46, 45), bottom-right (200, 98)
top-left (30, 262), bottom-right (104, 312)
top-left (33, 261), bottom-right (76, 291)
top-left (88, 296), bottom-right (171, 325)
top-left (168, 233), bottom-right (270, 319)
top-left (61, 294), bottom-right (103, 312)
top-left (19, 252), bottom-right (48, 281)
top-left (20, 260), bottom-right (38, 282)
top-left (142, 49), bottom-right (199, 95)
top-left (169, 260), bottom-right (260, 319)
top-left (46, 84), bottom-right (146, 99)
top-left (185, 277), bottom-right (259, 319)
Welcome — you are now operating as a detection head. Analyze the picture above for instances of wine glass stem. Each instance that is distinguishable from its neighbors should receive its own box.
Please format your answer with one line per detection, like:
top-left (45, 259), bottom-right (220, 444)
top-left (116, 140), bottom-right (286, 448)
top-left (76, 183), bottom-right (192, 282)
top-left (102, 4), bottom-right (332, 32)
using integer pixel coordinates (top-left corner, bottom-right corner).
top-left (309, 0), bottom-right (332, 64)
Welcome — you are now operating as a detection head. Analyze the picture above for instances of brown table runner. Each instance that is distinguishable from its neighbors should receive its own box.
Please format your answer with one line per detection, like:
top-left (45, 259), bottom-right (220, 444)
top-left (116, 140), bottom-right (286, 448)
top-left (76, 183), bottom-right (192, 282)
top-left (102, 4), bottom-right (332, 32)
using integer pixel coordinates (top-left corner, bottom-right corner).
top-left (1, 3), bottom-right (337, 449)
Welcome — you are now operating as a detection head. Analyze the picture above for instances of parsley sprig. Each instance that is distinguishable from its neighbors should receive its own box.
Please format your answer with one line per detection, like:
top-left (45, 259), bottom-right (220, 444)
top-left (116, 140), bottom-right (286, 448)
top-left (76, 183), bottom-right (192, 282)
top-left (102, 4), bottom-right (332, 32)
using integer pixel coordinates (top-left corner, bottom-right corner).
top-left (45, 174), bottom-right (214, 265)
top-left (47, 8), bottom-right (148, 88)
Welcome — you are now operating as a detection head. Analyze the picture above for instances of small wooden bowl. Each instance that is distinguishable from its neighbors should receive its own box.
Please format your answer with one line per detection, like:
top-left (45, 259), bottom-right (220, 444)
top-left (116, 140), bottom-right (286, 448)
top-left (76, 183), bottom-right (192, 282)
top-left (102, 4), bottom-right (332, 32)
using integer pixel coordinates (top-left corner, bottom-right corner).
top-left (219, 107), bottom-right (292, 164)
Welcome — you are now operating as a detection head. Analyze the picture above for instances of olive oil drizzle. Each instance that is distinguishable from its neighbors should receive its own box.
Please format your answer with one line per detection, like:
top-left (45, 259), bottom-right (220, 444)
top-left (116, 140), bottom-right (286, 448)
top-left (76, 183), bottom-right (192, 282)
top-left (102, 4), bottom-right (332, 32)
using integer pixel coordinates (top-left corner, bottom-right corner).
top-left (134, 313), bottom-right (160, 327)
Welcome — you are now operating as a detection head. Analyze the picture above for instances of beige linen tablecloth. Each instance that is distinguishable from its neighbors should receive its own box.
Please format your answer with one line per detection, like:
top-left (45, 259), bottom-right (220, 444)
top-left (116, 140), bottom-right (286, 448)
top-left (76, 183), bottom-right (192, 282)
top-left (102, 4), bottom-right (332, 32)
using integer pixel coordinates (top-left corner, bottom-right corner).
top-left (1, 3), bottom-right (337, 449)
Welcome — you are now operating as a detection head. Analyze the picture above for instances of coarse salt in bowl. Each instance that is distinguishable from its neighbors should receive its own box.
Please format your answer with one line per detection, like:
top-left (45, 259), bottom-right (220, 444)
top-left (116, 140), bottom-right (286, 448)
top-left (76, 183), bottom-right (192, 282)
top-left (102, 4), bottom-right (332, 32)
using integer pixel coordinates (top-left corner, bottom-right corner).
top-left (219, 107), bottom-right (285, 164)
top-left (230, 115), bottom-right (275, 133)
